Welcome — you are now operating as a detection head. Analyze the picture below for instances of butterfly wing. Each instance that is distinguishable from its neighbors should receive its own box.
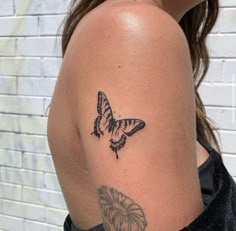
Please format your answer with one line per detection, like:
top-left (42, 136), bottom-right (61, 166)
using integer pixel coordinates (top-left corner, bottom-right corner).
top-left (91, 91), bottom-right (115, 138)
top-left (109, 119), bottom-right (145, 158)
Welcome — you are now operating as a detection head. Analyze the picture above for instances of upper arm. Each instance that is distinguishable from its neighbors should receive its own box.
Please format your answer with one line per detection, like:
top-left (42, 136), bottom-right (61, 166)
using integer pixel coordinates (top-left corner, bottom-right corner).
top-left (66, 4), bottom-right (203, 230)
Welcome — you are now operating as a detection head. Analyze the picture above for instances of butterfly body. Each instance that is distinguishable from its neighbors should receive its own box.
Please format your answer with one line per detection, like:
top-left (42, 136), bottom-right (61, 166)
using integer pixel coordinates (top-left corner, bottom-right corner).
top-left (107, 118), bottom-right (116, 133)
top-left (91, 91), bottom-right (145, 159)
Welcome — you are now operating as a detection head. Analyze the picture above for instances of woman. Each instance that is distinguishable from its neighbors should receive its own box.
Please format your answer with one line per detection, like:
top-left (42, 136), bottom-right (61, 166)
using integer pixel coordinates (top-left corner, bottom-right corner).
top-left (47, 0), bottom-right (236, 230)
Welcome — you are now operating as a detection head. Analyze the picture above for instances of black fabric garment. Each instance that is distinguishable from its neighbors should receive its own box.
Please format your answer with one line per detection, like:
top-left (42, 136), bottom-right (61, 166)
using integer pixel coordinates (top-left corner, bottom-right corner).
top-left (198, 146), bottom-right (217, 209)
top-left (64, 143), bottom-right (236, 231)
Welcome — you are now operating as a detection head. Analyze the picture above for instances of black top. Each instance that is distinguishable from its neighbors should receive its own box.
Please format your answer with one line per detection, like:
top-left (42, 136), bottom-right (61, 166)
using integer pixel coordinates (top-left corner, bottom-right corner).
top-left (64, 142), bottom-right (236, 231)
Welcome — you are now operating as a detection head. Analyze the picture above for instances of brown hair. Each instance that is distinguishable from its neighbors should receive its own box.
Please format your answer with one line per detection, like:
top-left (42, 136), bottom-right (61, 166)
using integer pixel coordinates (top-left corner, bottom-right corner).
top-left (60, 0), bottom-right (222, 154)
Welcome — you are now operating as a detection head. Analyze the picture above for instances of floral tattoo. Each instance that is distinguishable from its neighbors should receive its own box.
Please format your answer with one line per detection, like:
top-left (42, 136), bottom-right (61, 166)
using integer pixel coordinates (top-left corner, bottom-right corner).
top-left (97, 185), bottom-right (148, 231)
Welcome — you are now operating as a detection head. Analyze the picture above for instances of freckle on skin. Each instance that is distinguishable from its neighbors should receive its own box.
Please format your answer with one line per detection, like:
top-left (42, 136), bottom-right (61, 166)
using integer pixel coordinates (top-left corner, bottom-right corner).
top-left (118, 65), bottom-right (121, 68)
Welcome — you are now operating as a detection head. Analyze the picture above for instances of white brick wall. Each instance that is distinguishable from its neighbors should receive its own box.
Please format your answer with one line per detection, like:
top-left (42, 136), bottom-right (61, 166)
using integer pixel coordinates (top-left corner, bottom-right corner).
top-left (0, 0), bottom-right (69, 230)
top-left (0, 0), bottom-right (235, 230)
top-left (200, 0), bottom-right (236, 183)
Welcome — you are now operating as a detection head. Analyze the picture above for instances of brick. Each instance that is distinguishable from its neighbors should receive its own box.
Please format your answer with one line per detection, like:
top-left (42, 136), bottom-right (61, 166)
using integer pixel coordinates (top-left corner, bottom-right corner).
top-left (23, 187), bottom-right (66, 209)
top-left (220, 0), bottom-right (236, 7)
top-left (0, 114), bottom-right (20, 132)
top-left (25, 220), bottom-right (62, 231)
top-left (0, 133), bottom-right (45, 153)
top-left (0, 76), bottom-right (17, 94)
top-left (219, 130), bottom-right (236, 154)
top-left (39, 15), bottom-right (65, 35)
top-left (22, 187), bottom-right (47, 206)
top-left (23, 153), bottom-right (55, 173)
top-left (1, 167), bottom-right (44, 188)
top-left (206, 107), bottom-right (236, 130)
top-left (223, 154), bottom-right (236, 177)
top-left (42, 58), bottom-right (62, 77)
top-left (204, 59), bottom-right (224, 83)
top-left (223, 60), bottom-right (236, 82)
top-left (0, 38), bottom-right (15, 56)
top-left (205, 107), bottom-right (222, 129)
top-left (207, 34), bottom-right (236, 57)
top-left (0, 149), bottom-right (22, 168)
top-left (0, 58), bottom-right (41, 76)
top-left (16, 37), bottom-right (61, 57)
top-left (18, 77), bottom-right (57, 96)
top-left (0, 0), bottom-right (14, 16)
top-left (3, 200), bottom-right (45, 221)
top-left (19, 116), bottom-right (47, 135)
top-left (15, 0), bottom-right (67, 15)
top-left (220, 9), bottom-right (236, 32)
top-left (0, 16), bottom-right (39, 36)
top-left (0, 214), bottom-right (24, 231)
top-left (198, 83), bottom-right (234, 106)
top-left (46, 191), bottom-right (66, 210)
top-left (0, 96), bottom-right (44, 115)
top-left (0, 182), bottom-right (22, 201)
top-left (46, 208), bottom-right (67, 226)
top-left (44, 173), bottom-right (61, 191)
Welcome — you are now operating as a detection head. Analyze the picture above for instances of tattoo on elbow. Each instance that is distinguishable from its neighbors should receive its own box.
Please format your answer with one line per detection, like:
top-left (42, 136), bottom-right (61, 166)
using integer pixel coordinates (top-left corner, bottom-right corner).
top-left (97, 185), bottom-right (148, 231)
top-left (91, 91), bottom-right (145, 159)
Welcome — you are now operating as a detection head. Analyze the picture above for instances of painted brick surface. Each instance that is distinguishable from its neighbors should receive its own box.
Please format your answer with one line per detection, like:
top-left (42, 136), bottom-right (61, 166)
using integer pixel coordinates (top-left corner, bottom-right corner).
top-left (18, 77), bottom-right (57, 96)
top-left (16, 37), bottom-right (61, 57)
top-left (0, 133), bottom-right (45, 153)
top-left (23, 153), bottom-right (55, 172)
top-left (0, 17), bottom-right (39, 36)
top-left (14, 0), bottom-right (69, 15)
top-left (0, 215), bottom-right (24, 231)
top-left (0, 1), bottom-right (14, 16)
top-left (0, 183), bottom-right (22, 201)
top-left (0, 58), bottom-right (41, 76)
top-left (0, 38), bottom-right (15, 56)
top-left (0, 77), bottom-right (17, 94)
top-left (23, 187), bottom-right (66, 209)
top-left (24, 220), bottom-right (62, 231)
top-left (1, 167), bottom-right (44, 188)
top-left (42, 58), bottom-right (62, 77)
top-left (3, 200), bottom-right (45, 221)
top-left (0, 0), bottom-right (235, 230)
top-left (0, 150), bottom-right (22, 168)
top-left (0, 1), bottom-right (69, 229)
top-left (44, 174), bottom-right (62, 192)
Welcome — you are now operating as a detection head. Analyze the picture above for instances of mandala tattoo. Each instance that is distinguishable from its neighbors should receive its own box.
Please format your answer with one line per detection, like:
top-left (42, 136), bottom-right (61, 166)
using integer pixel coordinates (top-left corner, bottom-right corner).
top-left (97, 185), bottom-right (148, 231)
top-left (91, 91), bottom-right (145, 159)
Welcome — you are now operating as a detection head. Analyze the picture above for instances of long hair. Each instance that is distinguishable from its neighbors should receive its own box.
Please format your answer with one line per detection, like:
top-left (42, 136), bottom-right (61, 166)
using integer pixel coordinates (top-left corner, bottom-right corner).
top-left (60, 0), bottom-right (221, 154)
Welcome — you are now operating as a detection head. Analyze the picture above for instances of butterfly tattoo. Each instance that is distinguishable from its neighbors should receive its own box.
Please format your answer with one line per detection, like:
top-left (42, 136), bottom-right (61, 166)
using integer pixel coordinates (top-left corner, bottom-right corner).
top-left (91, 91), bottom-right (145, 159)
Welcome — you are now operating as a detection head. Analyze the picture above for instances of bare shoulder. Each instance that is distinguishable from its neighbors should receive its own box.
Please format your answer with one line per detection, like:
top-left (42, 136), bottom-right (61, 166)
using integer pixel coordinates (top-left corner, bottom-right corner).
top-left (67, 1), bottom-right (190, 59)
top-left (65, 0), bottom-right (194, 124)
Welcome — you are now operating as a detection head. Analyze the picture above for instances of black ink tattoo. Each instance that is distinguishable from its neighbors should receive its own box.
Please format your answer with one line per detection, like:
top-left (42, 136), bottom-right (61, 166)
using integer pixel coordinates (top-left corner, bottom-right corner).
top-left (97, 185), bottom-right (148, 231)
top-left (103, 222), bottom-right (111, 231)
top-left (91, 91), bottom-right (145, 159)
